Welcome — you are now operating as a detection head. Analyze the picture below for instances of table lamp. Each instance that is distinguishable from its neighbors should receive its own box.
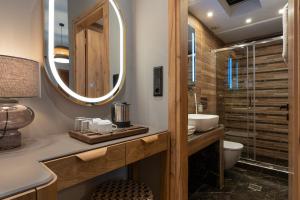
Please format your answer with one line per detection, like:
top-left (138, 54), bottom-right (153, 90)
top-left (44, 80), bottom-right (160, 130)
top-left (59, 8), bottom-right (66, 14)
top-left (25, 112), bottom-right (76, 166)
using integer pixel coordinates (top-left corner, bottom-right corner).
top-left (0, 55), bottom-right (39, 150)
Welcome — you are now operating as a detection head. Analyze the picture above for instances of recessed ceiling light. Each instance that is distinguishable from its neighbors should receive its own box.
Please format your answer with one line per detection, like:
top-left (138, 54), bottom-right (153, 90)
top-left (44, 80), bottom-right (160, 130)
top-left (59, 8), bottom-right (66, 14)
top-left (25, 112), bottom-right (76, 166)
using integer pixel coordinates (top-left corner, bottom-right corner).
top-left (207, 11), bottom-right (214, 18)
top-left (278, 8), bottom-right (284, 14)
top-left (245, 18), bottom-right (252, 24)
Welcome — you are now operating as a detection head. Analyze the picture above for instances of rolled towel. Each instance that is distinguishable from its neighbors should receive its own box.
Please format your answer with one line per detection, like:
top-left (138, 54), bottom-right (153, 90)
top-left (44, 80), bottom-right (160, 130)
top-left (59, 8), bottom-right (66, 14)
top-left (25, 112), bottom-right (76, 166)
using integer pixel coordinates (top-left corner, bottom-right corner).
top-left (282, 3), bottom-right (288, 63)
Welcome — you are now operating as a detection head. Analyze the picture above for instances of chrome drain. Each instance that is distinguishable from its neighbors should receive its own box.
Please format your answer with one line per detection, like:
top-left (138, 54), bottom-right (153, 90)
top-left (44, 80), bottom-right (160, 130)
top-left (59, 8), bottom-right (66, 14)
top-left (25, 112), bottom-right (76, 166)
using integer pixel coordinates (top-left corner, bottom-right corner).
top-left (248, 183), bottom-right (263, 192)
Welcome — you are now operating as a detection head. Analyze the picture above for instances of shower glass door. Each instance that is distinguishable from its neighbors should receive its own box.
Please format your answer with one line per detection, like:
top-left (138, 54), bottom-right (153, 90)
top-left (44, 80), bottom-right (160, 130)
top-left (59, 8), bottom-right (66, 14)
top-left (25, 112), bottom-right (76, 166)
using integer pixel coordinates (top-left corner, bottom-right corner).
top-left (216, 39), bottom-right (289, 170)
top-left (247, 45), bottom-right (257, 162)
top-left (252, 40), bottom-right (289, 168)
top-left (216, 45), bottom-right (255, 161)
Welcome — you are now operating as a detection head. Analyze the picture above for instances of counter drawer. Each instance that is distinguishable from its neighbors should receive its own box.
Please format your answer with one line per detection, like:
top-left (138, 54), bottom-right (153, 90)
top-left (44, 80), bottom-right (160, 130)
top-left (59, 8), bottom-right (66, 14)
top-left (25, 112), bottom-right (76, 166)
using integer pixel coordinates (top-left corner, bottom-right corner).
top-left (44, 144), bottom-right (125, 191)
top-left (126, 133), bottom-right (168, 165)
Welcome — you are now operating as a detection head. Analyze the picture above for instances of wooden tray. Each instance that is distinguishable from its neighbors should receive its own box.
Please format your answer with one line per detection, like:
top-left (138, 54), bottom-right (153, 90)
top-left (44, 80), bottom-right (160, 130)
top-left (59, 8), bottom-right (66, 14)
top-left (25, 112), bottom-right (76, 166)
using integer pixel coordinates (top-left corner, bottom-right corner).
top-left (69, 125), bottom-right (149, 144)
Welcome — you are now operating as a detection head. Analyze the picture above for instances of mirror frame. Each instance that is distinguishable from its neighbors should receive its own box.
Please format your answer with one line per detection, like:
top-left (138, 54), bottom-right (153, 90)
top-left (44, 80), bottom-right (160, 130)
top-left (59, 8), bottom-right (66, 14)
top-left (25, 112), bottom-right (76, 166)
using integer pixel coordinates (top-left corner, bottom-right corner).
top-left (44, 0), bottom-right (126, 106)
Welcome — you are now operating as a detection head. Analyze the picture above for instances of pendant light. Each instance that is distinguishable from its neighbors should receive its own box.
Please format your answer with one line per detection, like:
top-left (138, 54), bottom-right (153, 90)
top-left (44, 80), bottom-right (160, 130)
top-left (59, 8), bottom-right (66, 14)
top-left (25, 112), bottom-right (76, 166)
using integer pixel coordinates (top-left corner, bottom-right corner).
top-left (54, 23), bottom-right (70, 64)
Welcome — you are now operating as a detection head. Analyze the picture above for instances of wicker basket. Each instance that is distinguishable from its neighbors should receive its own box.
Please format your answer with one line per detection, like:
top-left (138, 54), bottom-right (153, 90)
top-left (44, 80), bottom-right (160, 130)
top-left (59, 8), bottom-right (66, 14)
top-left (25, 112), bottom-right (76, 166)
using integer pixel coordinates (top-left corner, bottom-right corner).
top-left (90, 180), bottom-right (154, 200)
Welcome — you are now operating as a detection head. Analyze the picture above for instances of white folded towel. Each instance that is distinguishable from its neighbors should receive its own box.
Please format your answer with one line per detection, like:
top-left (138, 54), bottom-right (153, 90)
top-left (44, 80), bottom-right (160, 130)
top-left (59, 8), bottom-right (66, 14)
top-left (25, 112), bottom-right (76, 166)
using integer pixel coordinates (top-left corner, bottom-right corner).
top-left (282, 3), bottom-right (288, 63)
top-left (89, 119), bottom-right (114, 133)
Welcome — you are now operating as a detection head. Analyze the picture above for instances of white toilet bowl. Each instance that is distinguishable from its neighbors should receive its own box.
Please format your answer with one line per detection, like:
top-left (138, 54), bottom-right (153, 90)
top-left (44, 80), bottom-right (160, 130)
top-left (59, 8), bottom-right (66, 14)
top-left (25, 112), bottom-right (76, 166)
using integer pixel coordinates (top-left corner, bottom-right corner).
top-left (224, 140), bottom-right (244, 170)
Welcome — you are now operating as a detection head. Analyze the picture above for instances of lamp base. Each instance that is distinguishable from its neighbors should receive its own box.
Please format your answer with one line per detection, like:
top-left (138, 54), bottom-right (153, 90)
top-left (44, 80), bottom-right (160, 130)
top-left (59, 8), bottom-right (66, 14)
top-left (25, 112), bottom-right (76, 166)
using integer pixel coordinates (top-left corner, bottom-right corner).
top-left (0, 131), bottom-right (21, 151)
top-left (0, 102), bottom-right (34, 151)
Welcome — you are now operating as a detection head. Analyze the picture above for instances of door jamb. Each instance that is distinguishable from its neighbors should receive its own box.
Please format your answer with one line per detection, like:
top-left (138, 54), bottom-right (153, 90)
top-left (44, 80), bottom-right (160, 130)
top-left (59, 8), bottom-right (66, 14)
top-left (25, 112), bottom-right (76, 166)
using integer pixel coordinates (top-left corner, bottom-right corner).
top-left (288, 0), bottom-right (299, 200)
top-left (168, 0), bottom-right (189, 199)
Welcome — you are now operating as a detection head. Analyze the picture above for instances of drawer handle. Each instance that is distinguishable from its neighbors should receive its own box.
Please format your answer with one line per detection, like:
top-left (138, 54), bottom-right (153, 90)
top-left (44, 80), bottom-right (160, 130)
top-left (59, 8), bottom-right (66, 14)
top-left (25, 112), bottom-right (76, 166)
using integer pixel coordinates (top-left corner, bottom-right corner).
top-left (142, 135), bottom-right (159, 144)
top-left (76, 147), bottom-right (108, 162)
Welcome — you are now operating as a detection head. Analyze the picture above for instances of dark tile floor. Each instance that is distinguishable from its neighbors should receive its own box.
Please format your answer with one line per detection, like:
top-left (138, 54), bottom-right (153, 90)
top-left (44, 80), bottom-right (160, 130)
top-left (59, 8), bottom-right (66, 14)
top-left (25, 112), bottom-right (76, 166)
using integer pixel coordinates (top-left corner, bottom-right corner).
top-left (189, 167), bottom-right (288, 200)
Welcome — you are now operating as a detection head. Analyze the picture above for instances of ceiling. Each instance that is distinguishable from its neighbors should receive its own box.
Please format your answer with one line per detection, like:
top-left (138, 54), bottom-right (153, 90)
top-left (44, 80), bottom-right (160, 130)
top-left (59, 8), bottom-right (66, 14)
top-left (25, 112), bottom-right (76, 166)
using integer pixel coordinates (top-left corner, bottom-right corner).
top-left (54, 0), bottom-right (68, 39)
top-left (189, 0), bottom-right (288, 44)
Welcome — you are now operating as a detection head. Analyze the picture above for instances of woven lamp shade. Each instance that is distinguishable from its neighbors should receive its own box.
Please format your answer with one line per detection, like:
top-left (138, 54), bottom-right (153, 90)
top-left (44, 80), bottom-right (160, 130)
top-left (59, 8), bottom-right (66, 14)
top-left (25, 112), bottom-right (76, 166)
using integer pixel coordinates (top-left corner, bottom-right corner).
top-left (0, 55), bottom-right (39, 98)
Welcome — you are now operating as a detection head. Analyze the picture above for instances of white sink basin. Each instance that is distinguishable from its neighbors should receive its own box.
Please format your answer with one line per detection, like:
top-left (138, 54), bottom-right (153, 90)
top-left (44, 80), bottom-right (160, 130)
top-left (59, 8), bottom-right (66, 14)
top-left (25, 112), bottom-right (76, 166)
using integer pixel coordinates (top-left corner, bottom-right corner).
top-left (188, 114), bottom-right (219, 132)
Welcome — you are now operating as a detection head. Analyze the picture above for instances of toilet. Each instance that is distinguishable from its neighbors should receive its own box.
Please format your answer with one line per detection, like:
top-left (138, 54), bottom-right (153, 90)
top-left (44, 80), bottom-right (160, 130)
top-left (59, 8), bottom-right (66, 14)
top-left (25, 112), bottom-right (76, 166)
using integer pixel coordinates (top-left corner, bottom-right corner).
top-left (224, 140), bottom-right (244, 170)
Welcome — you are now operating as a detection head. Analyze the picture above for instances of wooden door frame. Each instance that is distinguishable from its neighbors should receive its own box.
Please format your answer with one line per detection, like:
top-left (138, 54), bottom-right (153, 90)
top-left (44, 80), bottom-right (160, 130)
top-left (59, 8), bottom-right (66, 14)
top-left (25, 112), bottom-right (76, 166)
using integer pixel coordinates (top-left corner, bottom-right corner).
top-left (169, 0), bottom-right (300, 200)
top-left (168, 0), bottom-right (189, 200)
top-left (288, 0), bottom-right (300, 200)
top-left (73, 0), bottom-right (109, 96)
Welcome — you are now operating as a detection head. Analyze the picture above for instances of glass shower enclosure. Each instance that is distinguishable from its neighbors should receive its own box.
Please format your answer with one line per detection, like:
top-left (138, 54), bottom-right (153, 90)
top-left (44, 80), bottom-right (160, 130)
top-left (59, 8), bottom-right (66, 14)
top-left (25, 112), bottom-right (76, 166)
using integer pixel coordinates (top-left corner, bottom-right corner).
top-left (215, 37), bottom-right (289, 171)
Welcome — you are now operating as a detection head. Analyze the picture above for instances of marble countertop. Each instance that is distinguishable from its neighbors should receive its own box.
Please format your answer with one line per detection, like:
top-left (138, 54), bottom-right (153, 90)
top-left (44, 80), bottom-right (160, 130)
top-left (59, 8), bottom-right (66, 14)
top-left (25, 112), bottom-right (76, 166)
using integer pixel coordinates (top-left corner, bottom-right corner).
top-left (0, 127), bottom-right (165, 199)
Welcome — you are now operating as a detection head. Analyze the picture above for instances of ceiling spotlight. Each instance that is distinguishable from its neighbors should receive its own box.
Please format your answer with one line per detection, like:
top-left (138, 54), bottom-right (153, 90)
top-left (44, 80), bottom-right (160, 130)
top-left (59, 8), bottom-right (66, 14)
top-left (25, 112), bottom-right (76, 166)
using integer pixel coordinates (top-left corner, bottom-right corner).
top-left (207, 11), bottom-right (214, 18)
top-left (245, 18), bottom-right (252, 24)
top-left (278, 8), bottom-right (284, 14)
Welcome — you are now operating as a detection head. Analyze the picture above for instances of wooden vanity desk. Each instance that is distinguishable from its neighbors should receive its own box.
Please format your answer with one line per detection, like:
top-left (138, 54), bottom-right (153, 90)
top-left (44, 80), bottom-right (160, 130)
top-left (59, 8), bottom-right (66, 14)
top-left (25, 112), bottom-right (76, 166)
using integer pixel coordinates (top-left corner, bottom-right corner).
top-left (4, 131), bottom-right (169, 200)
top-left (44, 132), bottom-right (168, 191)
top-left (188, 126), bottom-right (225, 188)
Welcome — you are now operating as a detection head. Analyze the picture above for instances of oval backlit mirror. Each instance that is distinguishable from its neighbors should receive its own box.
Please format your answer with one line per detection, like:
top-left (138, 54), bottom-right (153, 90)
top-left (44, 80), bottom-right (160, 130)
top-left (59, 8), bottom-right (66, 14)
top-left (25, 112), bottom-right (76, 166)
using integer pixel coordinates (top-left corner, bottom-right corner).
top-left (44, 0), bottom-right (126, 105)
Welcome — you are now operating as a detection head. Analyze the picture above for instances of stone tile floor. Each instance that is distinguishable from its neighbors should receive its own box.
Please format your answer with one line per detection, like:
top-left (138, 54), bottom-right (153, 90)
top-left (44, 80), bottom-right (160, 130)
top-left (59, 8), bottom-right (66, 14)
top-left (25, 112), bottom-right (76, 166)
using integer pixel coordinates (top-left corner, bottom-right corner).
top-left (189, 167), bottom-right (288, 200)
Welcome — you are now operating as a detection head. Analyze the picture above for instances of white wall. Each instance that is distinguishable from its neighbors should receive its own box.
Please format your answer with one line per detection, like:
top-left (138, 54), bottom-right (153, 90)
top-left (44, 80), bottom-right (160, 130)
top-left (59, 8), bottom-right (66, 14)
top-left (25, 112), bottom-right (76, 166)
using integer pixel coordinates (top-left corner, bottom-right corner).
top-left (0, 0), bottom-right (43, 62)
top-left (128, 0), bottom-right (169, 130)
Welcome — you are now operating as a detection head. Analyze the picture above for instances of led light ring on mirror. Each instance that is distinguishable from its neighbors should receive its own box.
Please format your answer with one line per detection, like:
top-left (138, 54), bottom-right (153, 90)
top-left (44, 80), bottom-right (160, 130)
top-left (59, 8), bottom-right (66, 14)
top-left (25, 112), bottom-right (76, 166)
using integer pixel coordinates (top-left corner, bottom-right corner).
top-left (48, 0), bottom-right (125, 104)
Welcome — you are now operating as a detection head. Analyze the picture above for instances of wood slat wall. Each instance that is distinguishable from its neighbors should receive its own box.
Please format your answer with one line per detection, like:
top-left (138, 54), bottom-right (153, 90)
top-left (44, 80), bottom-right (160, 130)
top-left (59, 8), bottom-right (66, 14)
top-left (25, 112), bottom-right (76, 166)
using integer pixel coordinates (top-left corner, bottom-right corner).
top-left (188, 15), bottom-right (223, 114)
top-left (217, 41), bottom-right (289, 166)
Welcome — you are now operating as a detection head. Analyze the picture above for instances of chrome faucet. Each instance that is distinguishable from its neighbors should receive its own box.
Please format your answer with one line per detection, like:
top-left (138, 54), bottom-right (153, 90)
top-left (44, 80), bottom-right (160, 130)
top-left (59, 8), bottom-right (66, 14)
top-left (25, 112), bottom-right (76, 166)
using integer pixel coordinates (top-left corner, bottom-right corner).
top-left (194, 92), bottom-right (198, 114)
top-left (194, 90), bottom-right (204, 114)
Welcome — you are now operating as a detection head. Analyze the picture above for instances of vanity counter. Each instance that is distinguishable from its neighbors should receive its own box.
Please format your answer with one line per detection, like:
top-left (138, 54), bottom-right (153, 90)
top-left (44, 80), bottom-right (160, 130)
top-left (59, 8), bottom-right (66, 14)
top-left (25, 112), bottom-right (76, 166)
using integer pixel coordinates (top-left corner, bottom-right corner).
top-left (0, 127), bottom-right (166, 199)
top-left (188, 125), bottom-right (224, 156)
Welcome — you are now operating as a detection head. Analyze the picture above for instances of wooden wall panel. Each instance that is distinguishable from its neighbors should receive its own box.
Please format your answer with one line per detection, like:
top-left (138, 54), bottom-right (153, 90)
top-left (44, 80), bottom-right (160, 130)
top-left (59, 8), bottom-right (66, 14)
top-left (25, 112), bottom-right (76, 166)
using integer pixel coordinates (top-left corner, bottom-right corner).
top-left (217, 41), bottom-right (289, 166)
top-left (188, 14), bottom-right (223, 114)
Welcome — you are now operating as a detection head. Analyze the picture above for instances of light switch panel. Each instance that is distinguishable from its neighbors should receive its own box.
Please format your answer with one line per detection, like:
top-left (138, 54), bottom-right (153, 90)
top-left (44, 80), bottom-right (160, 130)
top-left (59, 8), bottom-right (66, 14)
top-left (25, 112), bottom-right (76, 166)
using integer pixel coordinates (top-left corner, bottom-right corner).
top-left (153, 66), bottom-right (163, 97)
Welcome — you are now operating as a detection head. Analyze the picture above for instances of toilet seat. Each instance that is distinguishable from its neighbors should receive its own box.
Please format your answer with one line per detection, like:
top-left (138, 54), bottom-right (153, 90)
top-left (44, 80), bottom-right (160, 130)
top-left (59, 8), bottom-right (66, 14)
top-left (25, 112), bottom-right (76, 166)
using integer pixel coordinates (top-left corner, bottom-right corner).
top-left (224, 141), bottom-right (243, 150)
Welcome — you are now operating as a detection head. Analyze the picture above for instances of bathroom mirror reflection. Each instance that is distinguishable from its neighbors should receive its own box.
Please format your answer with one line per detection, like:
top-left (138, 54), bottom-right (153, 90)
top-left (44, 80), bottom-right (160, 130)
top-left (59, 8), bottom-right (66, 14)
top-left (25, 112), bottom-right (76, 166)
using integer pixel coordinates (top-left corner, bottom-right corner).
top-left (44, 0), bottom-right (125, 105)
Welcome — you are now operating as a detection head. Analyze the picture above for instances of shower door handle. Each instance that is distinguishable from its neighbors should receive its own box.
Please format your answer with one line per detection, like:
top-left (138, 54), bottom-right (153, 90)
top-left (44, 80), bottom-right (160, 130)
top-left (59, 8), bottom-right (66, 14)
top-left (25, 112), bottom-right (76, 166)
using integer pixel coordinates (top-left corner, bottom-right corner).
top-left (279, 104), bottom-right (289, 121)
top-left (248, 96), bottom-right (252, 108)
top-left (280, 104), bottom-right (289, 111)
